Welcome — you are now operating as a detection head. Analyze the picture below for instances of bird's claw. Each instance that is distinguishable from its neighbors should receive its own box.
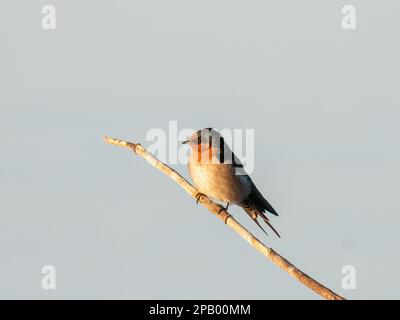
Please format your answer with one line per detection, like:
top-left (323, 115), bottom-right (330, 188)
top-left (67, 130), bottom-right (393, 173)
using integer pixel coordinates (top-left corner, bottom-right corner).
top-left (195, 192), bottom-right (206, 204)
top-left (217, 205), bottom-right (225, 214)
top-left (217, 205), bottom-right (232, 224)
top-left (217, 202), bottom-right (230, 214)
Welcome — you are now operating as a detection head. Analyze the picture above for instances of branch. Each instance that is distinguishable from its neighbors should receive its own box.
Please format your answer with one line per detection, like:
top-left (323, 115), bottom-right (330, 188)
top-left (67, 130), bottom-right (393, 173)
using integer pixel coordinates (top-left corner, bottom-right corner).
top-left (103, 136), bottom-right (345, 300)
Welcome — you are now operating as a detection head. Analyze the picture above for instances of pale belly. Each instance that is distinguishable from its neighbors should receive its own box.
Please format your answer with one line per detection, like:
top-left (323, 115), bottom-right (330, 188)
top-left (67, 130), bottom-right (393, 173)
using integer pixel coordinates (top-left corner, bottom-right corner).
top-left (188, 160), bottom-right (250, 204)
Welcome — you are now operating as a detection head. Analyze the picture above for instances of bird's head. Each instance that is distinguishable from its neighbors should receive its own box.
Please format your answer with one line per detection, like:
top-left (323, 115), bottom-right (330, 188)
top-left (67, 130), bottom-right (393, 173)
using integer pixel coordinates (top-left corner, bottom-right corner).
top-left (182, 128), bottom-right (229, 164)
top-left (182, 128), bottom-right (223, 149)
top-left (182, 128), bottom-right (248, 173)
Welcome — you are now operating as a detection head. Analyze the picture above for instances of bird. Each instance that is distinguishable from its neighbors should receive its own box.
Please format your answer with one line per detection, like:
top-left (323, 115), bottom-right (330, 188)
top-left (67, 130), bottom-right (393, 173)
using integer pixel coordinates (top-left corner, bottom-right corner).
top-left (182, 128), bottom-right (280, 237)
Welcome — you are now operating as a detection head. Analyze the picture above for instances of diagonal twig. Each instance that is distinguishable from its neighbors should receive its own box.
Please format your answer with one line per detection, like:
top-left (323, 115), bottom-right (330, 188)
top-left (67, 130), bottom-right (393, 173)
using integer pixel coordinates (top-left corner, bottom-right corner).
top-left (103, 135), bottom-right (345, 300)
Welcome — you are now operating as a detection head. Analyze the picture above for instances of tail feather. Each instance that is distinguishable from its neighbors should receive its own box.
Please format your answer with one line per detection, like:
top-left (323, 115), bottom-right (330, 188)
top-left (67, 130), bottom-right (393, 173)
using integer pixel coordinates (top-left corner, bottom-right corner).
top-left (243, 207), bottom-right (270, 237)
top-left (249, 185), bottom-right (278, 216)
top-left (259, 214), bottom-right (281, 238)
top-left (242, 205), bottom-right (281, 238)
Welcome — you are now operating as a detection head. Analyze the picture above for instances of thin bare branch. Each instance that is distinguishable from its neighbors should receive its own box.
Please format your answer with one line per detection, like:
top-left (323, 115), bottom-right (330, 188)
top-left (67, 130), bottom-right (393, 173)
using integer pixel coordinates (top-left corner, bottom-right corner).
top-left (103, 135), bottom-right (345, 300)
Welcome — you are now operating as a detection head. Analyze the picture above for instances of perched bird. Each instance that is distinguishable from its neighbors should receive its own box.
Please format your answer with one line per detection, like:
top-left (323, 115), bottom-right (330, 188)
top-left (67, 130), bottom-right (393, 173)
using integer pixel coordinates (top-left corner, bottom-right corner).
top-left (183, 128), bottom-right (280, 237)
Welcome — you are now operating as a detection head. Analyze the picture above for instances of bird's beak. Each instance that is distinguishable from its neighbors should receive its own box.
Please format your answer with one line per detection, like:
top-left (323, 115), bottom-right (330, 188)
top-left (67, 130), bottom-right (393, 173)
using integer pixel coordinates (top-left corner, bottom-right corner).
top-left (181, 140), bottom-right (189, 145)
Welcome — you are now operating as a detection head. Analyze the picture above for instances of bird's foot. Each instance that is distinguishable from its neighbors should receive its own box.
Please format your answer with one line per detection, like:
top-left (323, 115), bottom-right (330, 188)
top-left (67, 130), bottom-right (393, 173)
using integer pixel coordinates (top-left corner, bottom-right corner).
top-left (195, 192), bottom-right (206, 204)
top-left (217, 202), bottom-right (230, 214)
top-left (217, 205), bottom-right (225, 214)
top-left (217, 204), bottom-right (232, 224)
top-left (224, 202), bottom-right (230, 211)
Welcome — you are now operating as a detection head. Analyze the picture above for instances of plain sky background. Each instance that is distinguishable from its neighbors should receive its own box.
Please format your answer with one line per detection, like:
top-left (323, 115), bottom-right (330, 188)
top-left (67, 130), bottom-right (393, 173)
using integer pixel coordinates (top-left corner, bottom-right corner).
top-left (1, 0), bottom-right (399, 299)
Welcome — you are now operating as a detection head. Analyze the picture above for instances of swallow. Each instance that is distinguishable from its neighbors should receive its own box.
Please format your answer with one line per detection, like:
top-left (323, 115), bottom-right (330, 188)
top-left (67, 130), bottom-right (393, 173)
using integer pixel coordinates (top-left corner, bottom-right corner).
top-left (183, 128), bottom-right (280, 237)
